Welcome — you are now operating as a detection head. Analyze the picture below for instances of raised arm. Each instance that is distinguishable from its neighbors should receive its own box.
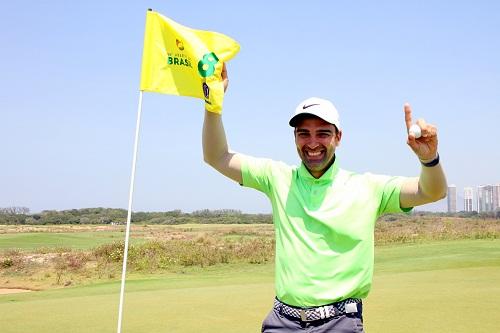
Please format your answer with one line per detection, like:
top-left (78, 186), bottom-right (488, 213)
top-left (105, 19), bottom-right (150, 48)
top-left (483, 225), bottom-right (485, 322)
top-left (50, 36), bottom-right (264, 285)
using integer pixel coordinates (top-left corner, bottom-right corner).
top-left (202, 64), bottom-right (243, 184)
top-left (400, 103), bottom-right (447, 208)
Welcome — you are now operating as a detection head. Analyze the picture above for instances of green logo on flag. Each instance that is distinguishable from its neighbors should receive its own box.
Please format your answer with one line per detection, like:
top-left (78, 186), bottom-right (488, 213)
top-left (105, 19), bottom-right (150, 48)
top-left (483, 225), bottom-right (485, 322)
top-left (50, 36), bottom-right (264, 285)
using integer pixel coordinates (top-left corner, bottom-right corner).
top-left (198, 52), bottom-right (219, 77)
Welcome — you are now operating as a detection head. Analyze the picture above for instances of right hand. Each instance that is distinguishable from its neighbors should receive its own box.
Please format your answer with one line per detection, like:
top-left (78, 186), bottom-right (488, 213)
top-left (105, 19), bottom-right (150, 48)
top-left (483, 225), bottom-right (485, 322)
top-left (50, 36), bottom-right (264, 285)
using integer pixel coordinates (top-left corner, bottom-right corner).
top-left (221, 63), bottom-right (228, 92)
top-left (404, 103), bottom-right (438, 161)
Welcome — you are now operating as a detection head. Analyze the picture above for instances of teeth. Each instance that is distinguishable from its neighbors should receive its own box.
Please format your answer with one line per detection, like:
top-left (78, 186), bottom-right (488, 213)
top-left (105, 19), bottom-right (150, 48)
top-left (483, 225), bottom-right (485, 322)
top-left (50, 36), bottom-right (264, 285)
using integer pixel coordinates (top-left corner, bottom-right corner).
top-left (307, 151), bottom-right (322, 157)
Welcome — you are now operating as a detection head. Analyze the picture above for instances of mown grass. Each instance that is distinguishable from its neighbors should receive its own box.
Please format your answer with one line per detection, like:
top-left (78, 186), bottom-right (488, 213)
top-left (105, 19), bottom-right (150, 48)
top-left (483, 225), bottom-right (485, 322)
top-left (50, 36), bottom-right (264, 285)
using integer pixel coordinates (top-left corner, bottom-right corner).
top-left (367, 265), bottom-right (499, 332)
top-left (0, 266), bottom-right (275, 333)
top-left (0, 231), bottom-right (133, 250)
top-left (375, 239), bottom-right (500, 273)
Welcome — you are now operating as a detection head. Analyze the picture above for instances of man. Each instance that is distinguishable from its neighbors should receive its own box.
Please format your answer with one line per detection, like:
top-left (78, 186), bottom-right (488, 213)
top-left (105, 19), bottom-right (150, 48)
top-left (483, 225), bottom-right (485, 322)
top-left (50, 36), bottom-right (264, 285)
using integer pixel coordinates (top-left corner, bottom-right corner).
top-left (202, 65), bottom-right (447, 332)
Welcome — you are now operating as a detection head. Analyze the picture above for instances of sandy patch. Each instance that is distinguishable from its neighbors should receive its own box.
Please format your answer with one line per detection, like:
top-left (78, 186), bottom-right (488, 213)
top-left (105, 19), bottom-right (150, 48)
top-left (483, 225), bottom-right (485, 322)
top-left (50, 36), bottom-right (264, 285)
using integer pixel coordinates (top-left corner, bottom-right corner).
top-left (0, 288), bottom-right (32, 295)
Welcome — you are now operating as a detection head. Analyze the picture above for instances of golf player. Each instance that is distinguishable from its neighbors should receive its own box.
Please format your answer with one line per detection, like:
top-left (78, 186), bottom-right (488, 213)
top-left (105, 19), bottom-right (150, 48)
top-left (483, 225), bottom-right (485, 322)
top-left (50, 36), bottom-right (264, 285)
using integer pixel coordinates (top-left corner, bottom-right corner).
top-left (202, 65), bottom-right (447, 332)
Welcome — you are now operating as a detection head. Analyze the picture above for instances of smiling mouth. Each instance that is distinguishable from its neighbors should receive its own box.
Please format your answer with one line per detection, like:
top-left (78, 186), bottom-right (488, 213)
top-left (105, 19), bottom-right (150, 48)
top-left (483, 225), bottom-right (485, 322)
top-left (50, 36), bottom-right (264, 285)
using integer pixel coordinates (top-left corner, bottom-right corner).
top-left (305, 150), bottom-right (325, 161)
top-left (307, 151), bottom-right (322, 157)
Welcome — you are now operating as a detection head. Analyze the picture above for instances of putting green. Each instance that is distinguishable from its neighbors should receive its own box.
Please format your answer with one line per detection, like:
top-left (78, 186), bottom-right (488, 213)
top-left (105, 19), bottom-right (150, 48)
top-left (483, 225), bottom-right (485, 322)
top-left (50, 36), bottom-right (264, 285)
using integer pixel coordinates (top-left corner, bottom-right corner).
top-left (0, 265), bottom-right (274, 333)
top-left (1, 239), bottom-right (498, 332)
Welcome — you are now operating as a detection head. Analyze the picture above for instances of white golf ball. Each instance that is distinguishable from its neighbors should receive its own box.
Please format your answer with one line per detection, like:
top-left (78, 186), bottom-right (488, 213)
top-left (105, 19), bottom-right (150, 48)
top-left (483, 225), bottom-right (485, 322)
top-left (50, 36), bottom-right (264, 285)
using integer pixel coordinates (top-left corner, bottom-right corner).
top-left (409, 124), bottom-right (422, 138)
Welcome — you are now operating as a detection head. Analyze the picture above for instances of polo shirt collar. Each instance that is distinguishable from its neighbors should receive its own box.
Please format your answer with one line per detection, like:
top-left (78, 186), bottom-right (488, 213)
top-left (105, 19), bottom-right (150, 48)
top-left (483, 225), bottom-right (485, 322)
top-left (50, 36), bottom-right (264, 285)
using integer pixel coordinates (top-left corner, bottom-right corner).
top-left (298, 156), bottom-right (340, 183)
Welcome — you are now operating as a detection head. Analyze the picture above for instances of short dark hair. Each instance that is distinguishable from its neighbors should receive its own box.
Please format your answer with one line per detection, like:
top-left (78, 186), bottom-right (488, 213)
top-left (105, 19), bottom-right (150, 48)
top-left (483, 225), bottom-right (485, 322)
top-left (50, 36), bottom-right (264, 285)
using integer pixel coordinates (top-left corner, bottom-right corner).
top-left (293, 115), bottom-right (339, 134)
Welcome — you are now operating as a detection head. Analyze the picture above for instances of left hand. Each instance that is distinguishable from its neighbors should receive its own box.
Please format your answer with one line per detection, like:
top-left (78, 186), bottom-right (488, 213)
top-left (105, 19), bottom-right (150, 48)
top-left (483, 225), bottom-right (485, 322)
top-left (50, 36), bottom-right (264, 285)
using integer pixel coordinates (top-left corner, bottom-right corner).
top-left (404, 103), bottom-right (438, 161)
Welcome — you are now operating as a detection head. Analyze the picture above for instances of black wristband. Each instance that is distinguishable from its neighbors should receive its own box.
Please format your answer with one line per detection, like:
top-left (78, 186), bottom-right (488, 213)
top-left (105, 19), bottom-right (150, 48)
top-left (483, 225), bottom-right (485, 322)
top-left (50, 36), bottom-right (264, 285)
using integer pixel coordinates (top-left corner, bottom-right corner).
top-left (420, 153), bottom-right (440, 167)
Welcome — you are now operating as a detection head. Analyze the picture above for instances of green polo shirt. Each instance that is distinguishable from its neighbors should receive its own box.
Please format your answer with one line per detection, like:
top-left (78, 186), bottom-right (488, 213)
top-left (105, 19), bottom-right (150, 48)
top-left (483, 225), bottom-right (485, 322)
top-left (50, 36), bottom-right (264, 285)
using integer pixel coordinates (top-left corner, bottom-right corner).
top-left (241, 155), bottom-right (411, 307)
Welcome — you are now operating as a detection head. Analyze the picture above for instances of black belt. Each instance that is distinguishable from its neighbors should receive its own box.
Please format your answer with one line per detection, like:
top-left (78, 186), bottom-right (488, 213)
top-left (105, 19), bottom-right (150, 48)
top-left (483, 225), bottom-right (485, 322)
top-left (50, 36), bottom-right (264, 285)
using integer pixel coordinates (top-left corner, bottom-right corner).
top-left (274, 298), bottom-right (362, 322)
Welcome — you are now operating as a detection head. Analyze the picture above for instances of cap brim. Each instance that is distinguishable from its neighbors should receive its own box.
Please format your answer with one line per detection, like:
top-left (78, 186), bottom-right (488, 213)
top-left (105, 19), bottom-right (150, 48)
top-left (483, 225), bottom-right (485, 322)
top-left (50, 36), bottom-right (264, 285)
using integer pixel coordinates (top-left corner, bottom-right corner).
top-left (289, 113), bottom-right (317, 127)
top-left (289, 113), bottom-right (339, 129)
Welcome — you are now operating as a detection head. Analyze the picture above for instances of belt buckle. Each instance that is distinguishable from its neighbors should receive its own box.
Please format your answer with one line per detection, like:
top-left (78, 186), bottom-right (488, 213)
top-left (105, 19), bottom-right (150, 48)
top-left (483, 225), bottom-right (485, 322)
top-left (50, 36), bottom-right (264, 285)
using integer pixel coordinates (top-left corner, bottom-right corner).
top-left (345, 302), bottom-right (358, 314)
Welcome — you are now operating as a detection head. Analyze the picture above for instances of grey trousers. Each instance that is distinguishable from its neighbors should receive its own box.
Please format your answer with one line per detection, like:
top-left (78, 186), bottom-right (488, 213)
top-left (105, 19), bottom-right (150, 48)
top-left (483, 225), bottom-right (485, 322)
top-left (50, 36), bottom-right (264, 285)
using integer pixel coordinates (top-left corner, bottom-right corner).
top-left (261, 308), bottom-right (365, 333)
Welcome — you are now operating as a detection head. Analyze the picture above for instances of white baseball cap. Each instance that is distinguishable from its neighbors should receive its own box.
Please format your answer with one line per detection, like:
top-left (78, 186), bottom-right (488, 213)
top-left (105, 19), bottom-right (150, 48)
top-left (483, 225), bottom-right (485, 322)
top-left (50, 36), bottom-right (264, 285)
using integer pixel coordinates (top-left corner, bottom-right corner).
top-left (289, 97), bottom-right (341, 129)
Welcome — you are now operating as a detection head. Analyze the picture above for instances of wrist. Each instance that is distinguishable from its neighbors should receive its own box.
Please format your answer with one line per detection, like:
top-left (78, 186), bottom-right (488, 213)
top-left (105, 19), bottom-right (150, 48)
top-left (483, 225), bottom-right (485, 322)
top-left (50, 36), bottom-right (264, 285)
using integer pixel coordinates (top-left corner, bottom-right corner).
top-left (420, 153), bottom-right (440, 167)
top-left (205, 105), bottom-right (223, 115)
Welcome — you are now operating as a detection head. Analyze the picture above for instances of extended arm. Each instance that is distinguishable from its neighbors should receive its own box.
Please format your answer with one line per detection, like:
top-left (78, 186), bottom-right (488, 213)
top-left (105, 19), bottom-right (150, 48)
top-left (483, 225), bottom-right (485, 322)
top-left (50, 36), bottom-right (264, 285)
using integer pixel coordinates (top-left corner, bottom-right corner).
top-left (202, 64), bottom-right (243, 184)
top-left (399, 103), bottom-right (447, 208)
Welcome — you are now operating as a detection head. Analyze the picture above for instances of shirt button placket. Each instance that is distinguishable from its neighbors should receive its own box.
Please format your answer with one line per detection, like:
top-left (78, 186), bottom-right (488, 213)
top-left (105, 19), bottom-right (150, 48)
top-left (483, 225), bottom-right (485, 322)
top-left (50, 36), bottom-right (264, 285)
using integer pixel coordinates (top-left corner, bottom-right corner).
top-left (311, 182), bottom-right (321, 207)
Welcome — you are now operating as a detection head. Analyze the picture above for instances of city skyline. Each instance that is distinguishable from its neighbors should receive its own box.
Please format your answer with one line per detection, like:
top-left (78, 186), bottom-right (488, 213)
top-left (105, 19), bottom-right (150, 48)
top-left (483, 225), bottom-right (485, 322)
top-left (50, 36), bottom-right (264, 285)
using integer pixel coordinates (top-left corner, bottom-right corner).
top-left (447, 183), bottom-right (500, 213)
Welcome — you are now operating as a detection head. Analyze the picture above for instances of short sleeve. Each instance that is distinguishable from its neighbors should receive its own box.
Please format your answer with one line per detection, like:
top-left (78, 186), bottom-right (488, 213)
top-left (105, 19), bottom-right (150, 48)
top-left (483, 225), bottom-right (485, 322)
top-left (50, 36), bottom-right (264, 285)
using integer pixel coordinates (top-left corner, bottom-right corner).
top-left (240, 155), bottom-right (275, 195)
top-left (375, 175), bottom-right (413, 216)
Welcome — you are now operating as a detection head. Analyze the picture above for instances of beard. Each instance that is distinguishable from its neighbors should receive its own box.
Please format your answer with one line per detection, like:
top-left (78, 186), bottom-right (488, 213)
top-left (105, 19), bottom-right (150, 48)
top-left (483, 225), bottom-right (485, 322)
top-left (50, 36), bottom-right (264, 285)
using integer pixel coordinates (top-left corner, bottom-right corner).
top-left (298, 146), bottom-right (336, 176)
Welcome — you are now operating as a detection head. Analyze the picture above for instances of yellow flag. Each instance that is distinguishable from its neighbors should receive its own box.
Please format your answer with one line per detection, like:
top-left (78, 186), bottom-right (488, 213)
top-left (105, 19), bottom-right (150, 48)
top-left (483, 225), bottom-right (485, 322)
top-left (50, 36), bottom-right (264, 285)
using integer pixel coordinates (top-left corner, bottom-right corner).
top-left (140, 10), bottom-right (240, 113)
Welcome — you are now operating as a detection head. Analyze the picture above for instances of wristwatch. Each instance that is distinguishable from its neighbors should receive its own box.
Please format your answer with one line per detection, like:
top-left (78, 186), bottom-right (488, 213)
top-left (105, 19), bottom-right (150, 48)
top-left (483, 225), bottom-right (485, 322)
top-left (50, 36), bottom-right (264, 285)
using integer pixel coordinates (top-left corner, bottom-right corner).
top-left (420, 153), bottom-right (440, 167)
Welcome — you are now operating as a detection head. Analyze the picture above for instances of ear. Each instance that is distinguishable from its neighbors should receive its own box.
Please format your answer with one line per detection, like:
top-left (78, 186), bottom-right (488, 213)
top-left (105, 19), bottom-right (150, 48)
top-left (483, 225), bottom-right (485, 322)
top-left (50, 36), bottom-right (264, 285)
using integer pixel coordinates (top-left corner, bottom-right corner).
top-left (335, 130), bottom-right (342, 147)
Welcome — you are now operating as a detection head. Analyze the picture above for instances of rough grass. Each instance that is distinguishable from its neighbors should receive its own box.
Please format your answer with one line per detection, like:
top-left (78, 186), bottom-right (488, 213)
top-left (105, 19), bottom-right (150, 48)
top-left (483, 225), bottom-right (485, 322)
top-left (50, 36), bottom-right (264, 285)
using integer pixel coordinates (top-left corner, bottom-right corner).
top-left (0, 233), bottom-right (274, 289)
top-left (375, 214), bottom-right (499, 244)
top-left (1, 218), bottom-right (498, 289)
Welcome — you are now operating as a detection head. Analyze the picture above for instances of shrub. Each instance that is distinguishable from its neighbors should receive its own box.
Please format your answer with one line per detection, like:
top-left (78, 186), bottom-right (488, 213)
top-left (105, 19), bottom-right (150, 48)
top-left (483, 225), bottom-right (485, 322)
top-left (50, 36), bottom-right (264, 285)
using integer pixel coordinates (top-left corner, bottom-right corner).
top-left (1, 258), bottom-right (14, 268)
top-left (93, 242), bottom-right (125, 262)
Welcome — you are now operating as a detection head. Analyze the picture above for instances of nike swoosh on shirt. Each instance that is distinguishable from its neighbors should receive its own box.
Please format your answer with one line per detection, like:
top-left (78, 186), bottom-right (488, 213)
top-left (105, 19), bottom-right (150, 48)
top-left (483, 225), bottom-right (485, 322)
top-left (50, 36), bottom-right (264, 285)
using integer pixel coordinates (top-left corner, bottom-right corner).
top-left (302, 103), bottom-right (320, 109)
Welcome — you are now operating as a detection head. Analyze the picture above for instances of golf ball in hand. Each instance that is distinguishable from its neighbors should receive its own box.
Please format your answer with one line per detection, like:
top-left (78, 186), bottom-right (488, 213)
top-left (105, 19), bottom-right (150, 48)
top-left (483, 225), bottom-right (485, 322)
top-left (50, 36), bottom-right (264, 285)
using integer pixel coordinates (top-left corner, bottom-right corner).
top-left (409, 124), bottom-right (421, 138)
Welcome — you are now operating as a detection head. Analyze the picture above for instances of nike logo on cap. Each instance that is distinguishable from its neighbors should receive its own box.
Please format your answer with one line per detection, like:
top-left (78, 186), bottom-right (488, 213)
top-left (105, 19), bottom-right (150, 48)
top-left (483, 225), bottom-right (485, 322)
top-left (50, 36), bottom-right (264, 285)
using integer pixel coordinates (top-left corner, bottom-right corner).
top-left (302, 103), bottom-right (320, 109)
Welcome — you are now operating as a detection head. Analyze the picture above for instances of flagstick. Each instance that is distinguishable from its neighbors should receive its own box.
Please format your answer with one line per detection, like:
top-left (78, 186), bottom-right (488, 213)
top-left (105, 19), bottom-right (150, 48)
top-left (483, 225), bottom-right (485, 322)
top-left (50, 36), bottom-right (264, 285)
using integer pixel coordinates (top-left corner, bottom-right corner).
top-left (117, 90), bottom-right (144, 333)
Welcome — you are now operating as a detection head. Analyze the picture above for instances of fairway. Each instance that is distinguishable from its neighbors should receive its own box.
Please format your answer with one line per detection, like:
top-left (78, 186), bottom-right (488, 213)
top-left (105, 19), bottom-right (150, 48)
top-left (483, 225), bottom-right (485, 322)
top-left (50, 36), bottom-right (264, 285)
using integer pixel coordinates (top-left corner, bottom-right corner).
top-left (0, 232), bottom-right (130, 250)
top-left (1, 239), bottom-right (498, 332)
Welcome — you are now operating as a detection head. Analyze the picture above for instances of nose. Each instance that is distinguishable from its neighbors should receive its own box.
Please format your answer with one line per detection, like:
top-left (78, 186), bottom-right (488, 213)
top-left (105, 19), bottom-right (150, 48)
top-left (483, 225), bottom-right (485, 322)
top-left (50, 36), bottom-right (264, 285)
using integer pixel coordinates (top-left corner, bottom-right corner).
top-left (306, 140), bottom-right (320, 150)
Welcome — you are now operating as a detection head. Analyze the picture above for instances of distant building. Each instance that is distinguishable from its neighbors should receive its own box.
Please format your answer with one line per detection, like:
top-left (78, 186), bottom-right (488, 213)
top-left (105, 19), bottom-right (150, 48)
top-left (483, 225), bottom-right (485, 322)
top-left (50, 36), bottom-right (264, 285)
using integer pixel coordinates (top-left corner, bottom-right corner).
top-left (477, 185), bottom-right (489, 212)
top-left (494, 184), bottom-right (500, 211)
top-left (447, 185), bottom-right (457, 213)
top-left (464, 187), bottom-right (474, 212)
top-left (477, 184), bottom-right (500, 212)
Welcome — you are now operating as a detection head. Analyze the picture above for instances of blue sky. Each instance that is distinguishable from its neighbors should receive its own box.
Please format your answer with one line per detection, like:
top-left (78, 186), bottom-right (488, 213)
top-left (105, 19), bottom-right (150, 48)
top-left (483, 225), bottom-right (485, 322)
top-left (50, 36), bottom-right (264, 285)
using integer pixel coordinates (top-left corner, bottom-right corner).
top-left (1, 1), bottom-right (499, 213)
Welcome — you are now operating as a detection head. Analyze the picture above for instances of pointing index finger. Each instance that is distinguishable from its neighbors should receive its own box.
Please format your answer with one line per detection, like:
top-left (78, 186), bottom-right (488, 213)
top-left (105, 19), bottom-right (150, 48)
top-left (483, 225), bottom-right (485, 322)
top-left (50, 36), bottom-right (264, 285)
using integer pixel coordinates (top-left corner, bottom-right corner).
top-left (404, 103), bottom-right (412, 131)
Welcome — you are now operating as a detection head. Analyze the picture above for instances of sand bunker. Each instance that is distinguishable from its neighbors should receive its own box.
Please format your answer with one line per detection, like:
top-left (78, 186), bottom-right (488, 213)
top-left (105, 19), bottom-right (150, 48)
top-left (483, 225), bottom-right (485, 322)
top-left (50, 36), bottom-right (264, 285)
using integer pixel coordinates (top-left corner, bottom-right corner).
top-left (0, 288), bottom-right (32, 295)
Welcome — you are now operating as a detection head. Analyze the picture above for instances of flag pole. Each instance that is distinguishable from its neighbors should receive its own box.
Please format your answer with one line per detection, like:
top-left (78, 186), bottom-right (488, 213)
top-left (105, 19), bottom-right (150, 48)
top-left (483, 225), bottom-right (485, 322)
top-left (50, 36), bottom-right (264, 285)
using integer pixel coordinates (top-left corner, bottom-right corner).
top-left (117, 90), bottom-right (144, 333)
